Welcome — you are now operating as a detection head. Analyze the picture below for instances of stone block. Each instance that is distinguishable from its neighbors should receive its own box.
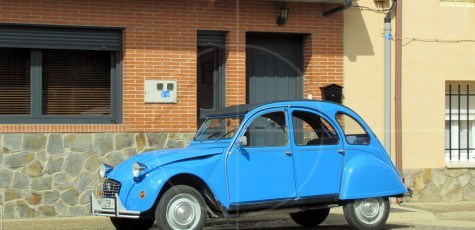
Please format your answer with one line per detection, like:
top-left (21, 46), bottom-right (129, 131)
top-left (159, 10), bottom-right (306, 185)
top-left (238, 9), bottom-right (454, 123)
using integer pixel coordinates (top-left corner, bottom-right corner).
top-left (22, 160), bottom-right (44, 177)
top-left (458, 174), bottom-right (472, 187)
top-left (43, 191), bottom-right (60, 205)
top-left (12, 172), bottom-right (30, 189)
top-left (431, 168), bottom-right (447, 189)
top-left (103, 150), bottom-right (127, 166)
top-left (53, 172), bottom-right (73, 190)
top-left (146, 133), bottom-right (168, 149)
top-left (39, 205), bottom-right (56, 217)
top-left (44, 157), bottom-right (64, 175)
top-left (63, 152), bottom-right (85, 177)
top-left (440, 177), bottom-right (463, 202)
top-left (135, 133), bottom-right (147, 152)
top-left (93, 133), bottom-right (113, 155)
top-left (16, 200), bottom-right (39, 218)
top-left (64, 134), bottom-right (93, 152)
top-left (47, 133), bottom-right (65, 156)
top-left (61, 189), bottom-right (79, 206)
top-left (84, 155), bottom-right (103, 172)
top-left (69, 206), bottom-right (88, 216)
top-left (413, 175), bottom-right (425, 192)
top-left (444, 168), bottom-right (468, 177)
top-left (471, 178), bottom-right (475, 187)
top-left (22, 134), bottom-right (47, 152)
top-left (79, 189), bottom-right (95, 205)
top-left (5, 188), bottom-right (21, 201)
top-left (3, 134), bottom-right (22, 153)
top-left (0, 169), bottom-right (14, 188)
top-left (75, 171), bottom-right (97, 192)
top-left (462, 184), bottom-right (475, 201)
top-left (24, 191), bottom-right (43, 205)
top-left (4, 151), bottom-right (35, 168)
top-left (3, 202), bottom-right (16, 219)
top-left (53, 200), bottom-right (67, 217)
top-left (422, 168), bottom-right (431, 184)
top-left (115, 133), bottom-right (135, 150)
top-left (30, 176), bottom-right (52, 191)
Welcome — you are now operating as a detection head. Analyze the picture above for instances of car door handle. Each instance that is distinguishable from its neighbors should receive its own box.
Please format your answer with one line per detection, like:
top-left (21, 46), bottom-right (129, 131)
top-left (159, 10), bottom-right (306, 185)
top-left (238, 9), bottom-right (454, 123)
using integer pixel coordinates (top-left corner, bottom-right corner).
top-left (285, 150), bottom-right (292, 156)
top-left (338, 149), bottom-right (345, 155)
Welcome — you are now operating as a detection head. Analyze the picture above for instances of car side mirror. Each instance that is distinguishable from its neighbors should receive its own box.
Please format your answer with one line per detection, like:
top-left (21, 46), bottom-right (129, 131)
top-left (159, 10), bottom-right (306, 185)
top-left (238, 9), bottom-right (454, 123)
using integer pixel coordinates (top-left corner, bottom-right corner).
top-left (237, 136), bottom-right (247, 148)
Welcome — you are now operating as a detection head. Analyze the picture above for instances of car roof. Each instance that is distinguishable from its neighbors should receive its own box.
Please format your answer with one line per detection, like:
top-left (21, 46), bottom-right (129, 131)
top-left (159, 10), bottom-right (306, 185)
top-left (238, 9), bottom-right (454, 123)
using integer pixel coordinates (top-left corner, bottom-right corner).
top-left (205, 100), bottom-right (346, 117)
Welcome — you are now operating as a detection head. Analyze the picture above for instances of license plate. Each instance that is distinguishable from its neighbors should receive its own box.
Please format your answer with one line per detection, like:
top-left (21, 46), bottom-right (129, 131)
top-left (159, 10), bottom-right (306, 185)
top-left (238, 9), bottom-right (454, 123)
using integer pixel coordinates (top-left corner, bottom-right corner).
top-left (101, 198), bottom-right (115, 209)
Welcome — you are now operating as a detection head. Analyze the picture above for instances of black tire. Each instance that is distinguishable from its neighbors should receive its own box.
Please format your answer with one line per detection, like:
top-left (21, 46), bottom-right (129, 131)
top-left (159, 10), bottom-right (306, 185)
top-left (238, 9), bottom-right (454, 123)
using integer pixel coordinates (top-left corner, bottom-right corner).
top-left (110, 217), bottom-right (155, 230)
top-left (343, 197), bottom-right (390, 230)
top-left (290, 208), bottom-right (330, 227)
top-left (155, 185), bottom-right (207, 230)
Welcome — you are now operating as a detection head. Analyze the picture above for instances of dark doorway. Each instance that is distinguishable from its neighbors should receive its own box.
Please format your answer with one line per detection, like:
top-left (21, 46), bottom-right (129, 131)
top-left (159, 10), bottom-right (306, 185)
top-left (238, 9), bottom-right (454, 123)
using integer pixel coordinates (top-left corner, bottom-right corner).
top-left (246, 33), bottom-right (303, 104)
top-left (197, 32), bottom-right (226, 126)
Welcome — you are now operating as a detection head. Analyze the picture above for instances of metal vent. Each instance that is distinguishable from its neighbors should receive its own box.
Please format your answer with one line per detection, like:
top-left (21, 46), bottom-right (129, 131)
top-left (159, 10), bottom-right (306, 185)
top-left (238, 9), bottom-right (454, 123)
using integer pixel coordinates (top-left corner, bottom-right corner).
top-left (102, 179), bottom-right (121, 198)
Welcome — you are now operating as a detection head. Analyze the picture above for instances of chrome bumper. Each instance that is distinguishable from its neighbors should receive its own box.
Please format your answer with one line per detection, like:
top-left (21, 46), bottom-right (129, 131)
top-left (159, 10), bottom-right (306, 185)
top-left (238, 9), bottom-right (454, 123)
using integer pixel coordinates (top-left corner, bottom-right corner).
top-left (90, 193), bottom-right (141, 219)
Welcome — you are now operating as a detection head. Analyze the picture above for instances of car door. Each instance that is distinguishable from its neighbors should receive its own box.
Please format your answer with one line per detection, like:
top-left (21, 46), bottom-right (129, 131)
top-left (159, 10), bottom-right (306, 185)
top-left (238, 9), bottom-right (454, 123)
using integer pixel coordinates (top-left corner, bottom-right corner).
top-left (289, 108), bottom-right (344, 199)
top-left (227, 108), bottom-right (297, 206)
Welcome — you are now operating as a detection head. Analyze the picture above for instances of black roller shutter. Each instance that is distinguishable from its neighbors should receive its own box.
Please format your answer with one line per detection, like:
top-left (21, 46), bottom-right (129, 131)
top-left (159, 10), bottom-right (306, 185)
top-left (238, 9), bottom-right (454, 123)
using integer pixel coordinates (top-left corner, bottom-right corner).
top-left (0, 24), bottom-right (122, 51)
top-left (197, 31), bottom-right (226, 46)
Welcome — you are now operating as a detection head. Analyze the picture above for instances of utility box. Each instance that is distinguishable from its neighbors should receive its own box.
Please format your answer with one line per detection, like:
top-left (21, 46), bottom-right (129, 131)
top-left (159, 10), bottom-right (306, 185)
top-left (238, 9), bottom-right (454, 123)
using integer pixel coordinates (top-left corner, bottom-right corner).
top-left (320, 84), bottom-right (343, 104)
top-left (144, 80), bottom-right (177, 103)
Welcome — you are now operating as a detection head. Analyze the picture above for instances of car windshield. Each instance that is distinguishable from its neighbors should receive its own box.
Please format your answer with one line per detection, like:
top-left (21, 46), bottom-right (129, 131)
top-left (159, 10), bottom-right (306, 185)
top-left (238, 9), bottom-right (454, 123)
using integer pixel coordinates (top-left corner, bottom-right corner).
top-left (194, 116), bottom-right (243, 141)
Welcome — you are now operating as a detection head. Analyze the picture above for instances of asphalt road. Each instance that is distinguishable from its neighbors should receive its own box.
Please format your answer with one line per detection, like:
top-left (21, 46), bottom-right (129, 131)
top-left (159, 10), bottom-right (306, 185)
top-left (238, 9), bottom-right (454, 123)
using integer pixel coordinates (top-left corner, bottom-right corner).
top-left (2, 202), bottom-right (475, 230)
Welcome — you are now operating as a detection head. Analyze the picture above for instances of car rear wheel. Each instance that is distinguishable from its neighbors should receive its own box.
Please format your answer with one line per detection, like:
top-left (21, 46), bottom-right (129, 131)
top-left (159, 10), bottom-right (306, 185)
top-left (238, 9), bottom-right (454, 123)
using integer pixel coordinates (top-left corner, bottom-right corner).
top-left (110, 217), bottom-right (155, 230)
top-left (290, 208), bottom-right (330, 227)
top-left (155, 185), bottom-right (207, 230)
top-left (343, 197), bottom-right (390, 230)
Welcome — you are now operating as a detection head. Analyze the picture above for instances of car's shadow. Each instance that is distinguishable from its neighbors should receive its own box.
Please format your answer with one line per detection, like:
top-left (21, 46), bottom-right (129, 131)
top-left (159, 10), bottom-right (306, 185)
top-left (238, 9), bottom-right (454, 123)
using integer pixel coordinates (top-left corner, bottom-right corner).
top-left (148, 213), bottom-right (415, 230)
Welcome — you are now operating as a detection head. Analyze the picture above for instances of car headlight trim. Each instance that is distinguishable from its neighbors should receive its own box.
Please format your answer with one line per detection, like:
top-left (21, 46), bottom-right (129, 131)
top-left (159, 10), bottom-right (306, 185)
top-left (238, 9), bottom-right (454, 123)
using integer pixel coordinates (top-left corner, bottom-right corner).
top-left (99, 163), bottom-right (113, 178)
top-left (132, 162), bottom-right (148, 178)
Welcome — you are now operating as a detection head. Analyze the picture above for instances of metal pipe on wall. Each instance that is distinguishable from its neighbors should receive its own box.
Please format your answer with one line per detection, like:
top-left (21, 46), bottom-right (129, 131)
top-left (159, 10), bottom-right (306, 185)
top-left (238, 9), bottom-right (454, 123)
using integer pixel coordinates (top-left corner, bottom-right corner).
top-left (384, 0), bottom-right (397, 155)
top-left (395, 0), bottom-right (403, 174)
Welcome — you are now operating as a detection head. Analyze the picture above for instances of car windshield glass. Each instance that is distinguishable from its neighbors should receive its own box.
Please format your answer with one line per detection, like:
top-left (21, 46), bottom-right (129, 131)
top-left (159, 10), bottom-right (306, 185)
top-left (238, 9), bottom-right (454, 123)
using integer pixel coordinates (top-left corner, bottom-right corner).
top-left (194, 116), bottom-right (243, 141)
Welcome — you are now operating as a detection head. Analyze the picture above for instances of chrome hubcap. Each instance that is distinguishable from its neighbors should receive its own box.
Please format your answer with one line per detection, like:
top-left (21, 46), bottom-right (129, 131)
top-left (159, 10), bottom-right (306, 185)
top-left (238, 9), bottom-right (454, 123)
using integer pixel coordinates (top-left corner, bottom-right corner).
top-left (166, 194), bottom-right (201, 230)
top-left (355, 198), bottom-right (385, 224)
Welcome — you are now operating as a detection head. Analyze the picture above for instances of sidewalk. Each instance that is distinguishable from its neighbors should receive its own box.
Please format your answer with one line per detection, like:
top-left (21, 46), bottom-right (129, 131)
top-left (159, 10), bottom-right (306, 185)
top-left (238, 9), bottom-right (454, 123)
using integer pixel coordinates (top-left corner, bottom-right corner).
top-left (2, 202), bottom-right (475, 230)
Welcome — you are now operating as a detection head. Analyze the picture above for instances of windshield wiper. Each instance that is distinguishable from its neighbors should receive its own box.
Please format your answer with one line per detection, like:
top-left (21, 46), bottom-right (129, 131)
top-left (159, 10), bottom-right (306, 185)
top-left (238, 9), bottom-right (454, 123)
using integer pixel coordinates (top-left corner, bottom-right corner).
top-left (216, 128), bottom-right (237, 141)
top-left (201, 132), bottom-right (222, 142)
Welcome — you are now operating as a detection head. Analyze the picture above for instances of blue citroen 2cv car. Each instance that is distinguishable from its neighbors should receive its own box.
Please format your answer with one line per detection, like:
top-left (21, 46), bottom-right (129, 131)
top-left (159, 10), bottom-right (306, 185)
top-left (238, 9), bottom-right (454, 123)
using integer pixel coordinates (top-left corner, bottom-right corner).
top-left (91, 100), bottom-right (407, 230)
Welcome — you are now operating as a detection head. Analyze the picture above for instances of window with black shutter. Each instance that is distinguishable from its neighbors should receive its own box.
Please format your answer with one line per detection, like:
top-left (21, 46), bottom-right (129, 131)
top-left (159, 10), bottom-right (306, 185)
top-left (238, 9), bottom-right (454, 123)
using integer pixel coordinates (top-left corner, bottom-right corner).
top-left (0, 24), bottom-right (122, 124)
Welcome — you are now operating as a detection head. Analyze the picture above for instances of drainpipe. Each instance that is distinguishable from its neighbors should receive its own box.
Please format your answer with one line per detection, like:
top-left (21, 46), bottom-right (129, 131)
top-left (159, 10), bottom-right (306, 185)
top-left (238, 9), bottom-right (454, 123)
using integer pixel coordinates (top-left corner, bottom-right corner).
top-left (384, 0), bottom-right (397, 155)
top-left (323, 0), bottom-right (352, 17)
top-left (395, 0), bottom-right (403, 174)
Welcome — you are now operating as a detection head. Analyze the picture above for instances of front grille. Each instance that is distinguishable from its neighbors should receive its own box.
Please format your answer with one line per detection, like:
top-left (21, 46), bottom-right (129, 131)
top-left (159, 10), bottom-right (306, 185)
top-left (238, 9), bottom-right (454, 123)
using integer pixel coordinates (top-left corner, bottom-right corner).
top-left (102, 179), bottom-right (121, 198)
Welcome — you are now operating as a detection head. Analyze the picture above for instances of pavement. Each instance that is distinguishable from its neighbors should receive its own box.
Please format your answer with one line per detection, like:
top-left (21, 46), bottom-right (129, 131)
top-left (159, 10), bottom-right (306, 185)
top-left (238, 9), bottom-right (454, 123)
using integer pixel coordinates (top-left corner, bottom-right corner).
top-left (2, 202), bottom-right (475, 230)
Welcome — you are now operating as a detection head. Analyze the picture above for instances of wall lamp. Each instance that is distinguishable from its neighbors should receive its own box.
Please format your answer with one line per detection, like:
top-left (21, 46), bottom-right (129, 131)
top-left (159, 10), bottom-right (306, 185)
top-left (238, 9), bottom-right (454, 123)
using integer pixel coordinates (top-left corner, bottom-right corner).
top-left (276, 2), bottom-right (289, 26)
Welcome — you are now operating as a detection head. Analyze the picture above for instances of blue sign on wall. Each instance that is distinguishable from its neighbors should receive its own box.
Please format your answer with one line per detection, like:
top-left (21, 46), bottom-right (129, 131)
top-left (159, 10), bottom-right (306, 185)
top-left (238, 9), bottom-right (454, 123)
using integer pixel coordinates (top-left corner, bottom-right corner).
top-left (161, 90), bottom-right (170, 98)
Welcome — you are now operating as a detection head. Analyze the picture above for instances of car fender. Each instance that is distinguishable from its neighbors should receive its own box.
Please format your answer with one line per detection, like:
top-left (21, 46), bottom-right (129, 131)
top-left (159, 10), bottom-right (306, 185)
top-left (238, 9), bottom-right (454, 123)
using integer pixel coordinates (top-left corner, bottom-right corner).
top-left (340, 151), bottom-right (407, 200)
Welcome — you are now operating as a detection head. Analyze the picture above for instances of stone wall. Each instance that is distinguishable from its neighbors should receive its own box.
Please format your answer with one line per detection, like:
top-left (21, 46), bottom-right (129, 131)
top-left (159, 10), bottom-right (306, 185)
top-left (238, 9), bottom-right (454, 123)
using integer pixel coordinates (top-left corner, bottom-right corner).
top-left (0, 133), bottom-right (194, 219)
top-left (403, 168), bottom-right (475, 202)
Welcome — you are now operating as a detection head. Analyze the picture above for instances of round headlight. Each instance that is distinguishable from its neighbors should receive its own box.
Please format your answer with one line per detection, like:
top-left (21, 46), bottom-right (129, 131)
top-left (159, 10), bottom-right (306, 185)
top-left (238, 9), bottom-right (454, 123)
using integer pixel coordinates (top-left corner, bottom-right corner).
top-left (99, 163), bottom-right (113, 178)
top-left (132, 162), bottom-right (147, 178)
top-left (99, 164), bottom-right (106, 178)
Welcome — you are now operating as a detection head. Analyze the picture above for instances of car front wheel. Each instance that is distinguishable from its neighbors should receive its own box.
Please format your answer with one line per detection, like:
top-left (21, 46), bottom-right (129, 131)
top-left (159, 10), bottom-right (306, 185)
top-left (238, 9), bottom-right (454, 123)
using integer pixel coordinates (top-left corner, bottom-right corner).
top-left (290, 208), bottom-right (330, 227)
top-left (155, 185), bottom-right (207, 230)
top-left (110, 217), bottom-right (155, 230)
top-left (343, 197), bottom-right (390, 230)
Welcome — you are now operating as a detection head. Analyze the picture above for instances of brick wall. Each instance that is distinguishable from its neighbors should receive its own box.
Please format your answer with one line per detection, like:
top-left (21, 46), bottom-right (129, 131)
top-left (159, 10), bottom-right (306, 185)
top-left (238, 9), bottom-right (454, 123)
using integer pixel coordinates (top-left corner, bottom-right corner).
top-left (0, 0), bottom-right (343, 133)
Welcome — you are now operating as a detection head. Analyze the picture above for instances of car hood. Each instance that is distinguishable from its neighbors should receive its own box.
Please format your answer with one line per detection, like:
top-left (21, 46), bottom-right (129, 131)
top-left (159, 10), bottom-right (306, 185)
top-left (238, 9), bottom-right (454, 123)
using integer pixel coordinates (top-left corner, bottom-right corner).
top-left (107, 147), bottom-right (224, 179)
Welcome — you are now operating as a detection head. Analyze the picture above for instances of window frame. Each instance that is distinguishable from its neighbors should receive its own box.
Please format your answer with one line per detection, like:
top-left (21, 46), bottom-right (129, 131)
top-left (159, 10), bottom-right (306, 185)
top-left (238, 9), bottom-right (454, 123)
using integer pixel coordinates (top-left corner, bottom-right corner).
top-left (0, 48), bottom-right (122, 124)
top-left (445, 83), bottom-right (475, 167)
top-left (0, 24), bottom-right (123, 124)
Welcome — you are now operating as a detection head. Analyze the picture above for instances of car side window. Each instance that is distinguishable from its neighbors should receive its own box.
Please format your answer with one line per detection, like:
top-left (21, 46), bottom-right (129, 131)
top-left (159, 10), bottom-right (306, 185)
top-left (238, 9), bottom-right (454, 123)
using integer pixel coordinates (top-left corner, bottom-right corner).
top-left (244, 111), bottom-right (288, 147)
top-left (292, 110), bottom-right (339, 146)
top-left (336, 112), bottom-right (370, 145)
